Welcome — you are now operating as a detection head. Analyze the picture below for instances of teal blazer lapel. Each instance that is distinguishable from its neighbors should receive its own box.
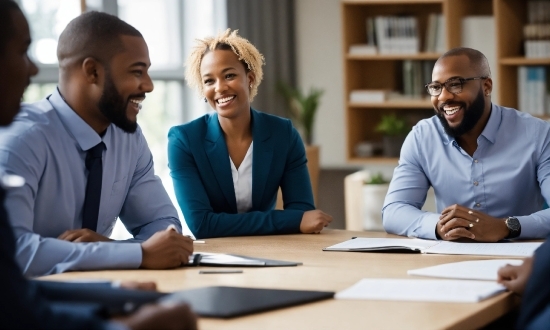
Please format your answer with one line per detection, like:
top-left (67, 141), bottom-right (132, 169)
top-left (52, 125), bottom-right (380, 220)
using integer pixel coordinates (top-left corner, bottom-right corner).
top-left (251, 109), bottom-right (274, 208)
top-left (204, 114), bottom-right (237, 212)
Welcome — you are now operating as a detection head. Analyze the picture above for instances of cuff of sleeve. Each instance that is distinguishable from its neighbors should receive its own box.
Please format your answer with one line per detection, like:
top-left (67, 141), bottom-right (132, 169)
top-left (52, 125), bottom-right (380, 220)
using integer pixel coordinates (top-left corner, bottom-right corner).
top-left (516, 215), bottom-right (534, 239)
top-left (276, 209), bottom-right (304, 234)
top-left (112, 243), bottom-right (143, 269)
top-left (410, 213), bottom-right (440, 240)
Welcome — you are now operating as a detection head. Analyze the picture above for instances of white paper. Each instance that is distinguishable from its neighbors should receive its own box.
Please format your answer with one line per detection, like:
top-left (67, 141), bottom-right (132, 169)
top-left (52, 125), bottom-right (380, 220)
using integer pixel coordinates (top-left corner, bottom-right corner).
top-left (336, 278), bottom-right (506, 303)
top-left (407, 259), bottom-right (524, 281)
top-left (324, 238), bottom-right (437, 251)
top-left (424, 241), bottom-right (542, 257)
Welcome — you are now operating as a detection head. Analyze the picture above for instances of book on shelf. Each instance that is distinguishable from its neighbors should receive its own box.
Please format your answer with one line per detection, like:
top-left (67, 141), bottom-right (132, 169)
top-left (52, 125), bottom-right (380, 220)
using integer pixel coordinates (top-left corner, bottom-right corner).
top-left (403, 60), bottom-right (435, 99)
top-left (524, 0), bottom-right (550, 58)
top-left (424, 13), bottom-right (445, 53)
top-left (518, 66), bottom-right (549, 116)
top-left (372, 16), bottom-right (419, 54)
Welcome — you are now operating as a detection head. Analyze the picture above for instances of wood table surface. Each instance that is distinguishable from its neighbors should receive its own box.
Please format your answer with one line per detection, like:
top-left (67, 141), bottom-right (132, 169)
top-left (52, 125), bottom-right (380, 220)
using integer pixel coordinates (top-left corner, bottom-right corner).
top-left (42, 229), bottom-right (521, 330)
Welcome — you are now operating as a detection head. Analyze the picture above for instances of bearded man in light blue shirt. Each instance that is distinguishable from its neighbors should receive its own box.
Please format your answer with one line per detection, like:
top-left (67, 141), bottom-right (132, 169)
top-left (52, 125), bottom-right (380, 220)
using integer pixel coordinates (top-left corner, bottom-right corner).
top-left (0, 11), bottom-right (193, 276)
top-left (383, 47), bottom-right (550, 242)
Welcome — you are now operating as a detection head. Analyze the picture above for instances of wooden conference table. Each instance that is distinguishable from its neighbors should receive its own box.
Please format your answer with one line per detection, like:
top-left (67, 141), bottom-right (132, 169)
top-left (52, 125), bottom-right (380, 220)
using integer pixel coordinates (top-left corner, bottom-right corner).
top-left (43, 229), bottom-right (521, 330)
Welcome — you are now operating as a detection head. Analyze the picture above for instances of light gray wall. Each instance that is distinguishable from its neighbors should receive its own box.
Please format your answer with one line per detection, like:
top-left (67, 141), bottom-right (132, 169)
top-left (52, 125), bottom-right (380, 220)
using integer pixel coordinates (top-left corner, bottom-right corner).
top-left (295, 0), bottom-right (348, 168)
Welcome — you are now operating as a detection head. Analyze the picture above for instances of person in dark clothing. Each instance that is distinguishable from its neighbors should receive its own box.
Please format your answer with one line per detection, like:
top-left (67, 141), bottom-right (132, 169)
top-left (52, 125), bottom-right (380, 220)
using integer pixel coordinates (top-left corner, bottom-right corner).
top-left (498, 239), bottom-right (550, 329)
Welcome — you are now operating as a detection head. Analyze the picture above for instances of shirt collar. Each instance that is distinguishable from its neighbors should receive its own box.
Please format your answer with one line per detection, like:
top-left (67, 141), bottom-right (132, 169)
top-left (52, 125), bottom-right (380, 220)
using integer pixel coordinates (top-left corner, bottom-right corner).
top-left (48, 88), bottom-right (112, 151)
top-left (439, 103), bottom-right (500, 145)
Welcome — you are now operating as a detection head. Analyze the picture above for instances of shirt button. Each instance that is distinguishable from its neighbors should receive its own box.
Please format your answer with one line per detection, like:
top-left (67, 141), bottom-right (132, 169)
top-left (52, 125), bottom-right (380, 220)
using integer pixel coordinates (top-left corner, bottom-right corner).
top-left (475, 203), bottom-right (480, 207)
top-left (473, 181), bottom-right (479, 186)
top-left (474, 159), bottom-right (478, 163)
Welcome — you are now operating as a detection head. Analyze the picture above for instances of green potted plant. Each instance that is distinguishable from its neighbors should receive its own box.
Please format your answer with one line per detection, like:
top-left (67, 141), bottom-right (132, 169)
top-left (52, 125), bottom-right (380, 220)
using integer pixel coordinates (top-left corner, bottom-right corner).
top-left (277, 82), bottom-right (324, 146)
top-left (375, 114), bottom-right (410, 157)
top-left (362, 172), bottom-right (390, 231)
top-left (277, 81), bottom-right (324, 205)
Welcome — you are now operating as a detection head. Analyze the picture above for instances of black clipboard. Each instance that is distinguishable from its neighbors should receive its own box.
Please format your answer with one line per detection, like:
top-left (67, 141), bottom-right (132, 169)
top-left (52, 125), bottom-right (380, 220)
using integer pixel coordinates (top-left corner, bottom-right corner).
top-left (160, 286), bottom-right (334, 318)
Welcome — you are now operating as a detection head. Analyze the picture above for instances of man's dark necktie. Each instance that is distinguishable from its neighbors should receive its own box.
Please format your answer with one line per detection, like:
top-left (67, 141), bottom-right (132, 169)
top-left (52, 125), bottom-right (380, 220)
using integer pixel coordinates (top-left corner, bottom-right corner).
top-left (82, 142), bottom-right (105, 231)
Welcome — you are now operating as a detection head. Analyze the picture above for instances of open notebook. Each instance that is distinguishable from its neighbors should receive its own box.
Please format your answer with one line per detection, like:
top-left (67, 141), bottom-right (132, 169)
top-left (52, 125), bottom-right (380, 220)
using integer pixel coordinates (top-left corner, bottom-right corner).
top-left (323, 237), bottom-right (542, 257)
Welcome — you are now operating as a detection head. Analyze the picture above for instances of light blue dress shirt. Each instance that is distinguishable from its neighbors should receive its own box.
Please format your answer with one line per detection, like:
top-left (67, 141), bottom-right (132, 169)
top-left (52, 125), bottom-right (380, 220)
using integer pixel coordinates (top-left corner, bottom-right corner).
top-left (383, 104), bottom-right (550, 240)
top-left (0, 89), bottom-right (181, 276)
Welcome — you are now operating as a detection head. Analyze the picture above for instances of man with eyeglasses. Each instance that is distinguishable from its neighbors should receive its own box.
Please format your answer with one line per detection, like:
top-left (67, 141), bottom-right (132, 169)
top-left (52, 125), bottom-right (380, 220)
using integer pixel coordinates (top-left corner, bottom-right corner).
top-left (382, 47), bottom-right (550, 242)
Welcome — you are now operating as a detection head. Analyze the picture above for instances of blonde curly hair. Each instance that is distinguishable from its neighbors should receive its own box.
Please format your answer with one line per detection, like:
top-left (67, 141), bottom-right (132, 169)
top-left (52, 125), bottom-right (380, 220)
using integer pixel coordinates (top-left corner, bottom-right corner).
top-left (185, 29), bottom-right (265, 102)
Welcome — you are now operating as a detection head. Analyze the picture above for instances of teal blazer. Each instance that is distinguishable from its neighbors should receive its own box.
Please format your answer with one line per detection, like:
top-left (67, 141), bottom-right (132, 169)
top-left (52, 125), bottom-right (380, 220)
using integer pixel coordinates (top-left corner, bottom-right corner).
top-left (167, 109), bottom-right (315, 239)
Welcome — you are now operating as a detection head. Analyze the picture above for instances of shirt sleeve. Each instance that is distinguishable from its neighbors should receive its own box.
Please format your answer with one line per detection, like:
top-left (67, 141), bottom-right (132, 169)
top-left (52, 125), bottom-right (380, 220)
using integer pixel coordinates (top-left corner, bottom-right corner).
top-left (118, 129), bottom-right (182, 241)
top-left (382, 128), bottom-right (440, 240)
top-left (168, 123), bottom-right (314, 239)
top-left (0, 136), bottom-right (143, 277)
top-left (515, 123), bottom-right (550, 239)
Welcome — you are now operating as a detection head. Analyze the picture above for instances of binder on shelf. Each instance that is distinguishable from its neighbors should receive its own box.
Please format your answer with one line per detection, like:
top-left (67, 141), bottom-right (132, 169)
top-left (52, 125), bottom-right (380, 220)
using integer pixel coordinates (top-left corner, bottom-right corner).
top-left (373, 16), bottom-right (419, 54)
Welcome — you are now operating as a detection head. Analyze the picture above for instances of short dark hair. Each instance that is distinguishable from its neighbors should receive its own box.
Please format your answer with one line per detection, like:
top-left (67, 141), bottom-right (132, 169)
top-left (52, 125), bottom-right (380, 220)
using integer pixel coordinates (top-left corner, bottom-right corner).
top-left (57, 11), bottom-right (142, 71)
top-left (0, 0), bottom-right (21, 55)
top-left (438, 47), bottom-right (491, 77)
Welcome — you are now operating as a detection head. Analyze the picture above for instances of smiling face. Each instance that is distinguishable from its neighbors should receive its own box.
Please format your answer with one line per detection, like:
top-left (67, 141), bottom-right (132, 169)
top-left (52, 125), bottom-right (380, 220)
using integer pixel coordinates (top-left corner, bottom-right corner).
top-left (431, 55), bottom-right (492, 138)
top-left (0, 8), bottom-right (38, 126)
top-left (98, 35), bottom-right (153, 133)
top-left (200, 49), bottom-right (255, 119)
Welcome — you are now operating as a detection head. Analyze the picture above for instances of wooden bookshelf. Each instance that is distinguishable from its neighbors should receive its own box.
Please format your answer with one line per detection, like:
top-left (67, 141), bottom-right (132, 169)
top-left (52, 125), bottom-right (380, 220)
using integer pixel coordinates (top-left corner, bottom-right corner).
top-left (495, 0), bottom-right (550, 111)
top-left (342, 0), bottom-right (544, 164)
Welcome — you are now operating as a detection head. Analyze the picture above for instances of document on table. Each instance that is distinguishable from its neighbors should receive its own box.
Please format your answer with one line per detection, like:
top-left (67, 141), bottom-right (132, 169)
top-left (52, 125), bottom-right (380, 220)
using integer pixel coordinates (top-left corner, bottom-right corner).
top-left (187, 252), bottom-right (303, 267)
top-left (336, 278), bottom-right (506, 303)
top-left (407, 259), bottom-right (524, 281)
top-left (323, 238), bottom-right (542, 257)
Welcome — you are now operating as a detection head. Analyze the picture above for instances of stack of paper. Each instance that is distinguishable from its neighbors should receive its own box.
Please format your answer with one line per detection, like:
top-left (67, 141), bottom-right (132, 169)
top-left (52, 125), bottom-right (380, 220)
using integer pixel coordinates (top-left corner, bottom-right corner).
top-left (336, 278), bottom-right (506, 303)
top-left (407, 259), bottom-right (524, 281)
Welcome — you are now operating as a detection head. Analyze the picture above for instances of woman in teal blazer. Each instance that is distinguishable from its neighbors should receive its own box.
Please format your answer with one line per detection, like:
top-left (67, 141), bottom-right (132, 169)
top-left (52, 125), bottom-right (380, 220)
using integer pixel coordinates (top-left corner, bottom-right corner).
top-left (168, 29), bottom-right (332, 239)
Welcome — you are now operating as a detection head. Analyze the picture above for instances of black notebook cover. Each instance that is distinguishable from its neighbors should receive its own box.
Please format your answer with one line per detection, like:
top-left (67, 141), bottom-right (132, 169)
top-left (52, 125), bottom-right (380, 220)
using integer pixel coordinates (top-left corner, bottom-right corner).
top-left (160, 286), bottom-right (334, 318)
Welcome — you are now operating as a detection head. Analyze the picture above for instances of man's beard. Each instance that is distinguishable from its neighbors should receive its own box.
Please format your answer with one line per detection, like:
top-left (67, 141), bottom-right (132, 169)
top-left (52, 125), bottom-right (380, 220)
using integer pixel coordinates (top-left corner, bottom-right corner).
top-left (436, 89), bottom-right (485, 138)
top-left (98, 72), bottom-right (139, 133)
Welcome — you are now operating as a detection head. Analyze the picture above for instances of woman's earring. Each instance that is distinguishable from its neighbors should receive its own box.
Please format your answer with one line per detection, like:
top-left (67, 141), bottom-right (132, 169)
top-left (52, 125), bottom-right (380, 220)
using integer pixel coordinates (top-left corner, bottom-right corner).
top-left (204, 98), bottom-right (207, 103)
top-left (249, 84), bottom-right (252, 89)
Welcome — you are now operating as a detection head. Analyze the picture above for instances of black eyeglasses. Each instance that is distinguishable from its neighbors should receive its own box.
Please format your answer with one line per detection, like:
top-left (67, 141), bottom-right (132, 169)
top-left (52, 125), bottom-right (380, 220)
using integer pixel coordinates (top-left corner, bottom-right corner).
top-left (425, 76), bottom-right (488, 96)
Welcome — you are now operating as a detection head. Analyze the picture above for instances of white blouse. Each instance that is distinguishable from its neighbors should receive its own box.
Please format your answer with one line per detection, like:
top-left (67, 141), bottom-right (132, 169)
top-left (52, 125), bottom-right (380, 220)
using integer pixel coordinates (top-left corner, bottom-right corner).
top-left (230, 142), bottom-right (253, 213)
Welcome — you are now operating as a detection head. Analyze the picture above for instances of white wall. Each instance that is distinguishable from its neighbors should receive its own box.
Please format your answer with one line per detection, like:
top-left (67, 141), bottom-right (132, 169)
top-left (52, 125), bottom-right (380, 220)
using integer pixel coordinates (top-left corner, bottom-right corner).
top-left (295, 0), bottom-right (348, 169)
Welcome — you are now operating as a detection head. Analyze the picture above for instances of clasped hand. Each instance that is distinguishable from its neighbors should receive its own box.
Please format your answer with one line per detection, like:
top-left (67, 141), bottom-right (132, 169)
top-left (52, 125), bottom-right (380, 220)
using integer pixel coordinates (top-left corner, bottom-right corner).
top-left (436, 204), bottom-right (509, 242)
